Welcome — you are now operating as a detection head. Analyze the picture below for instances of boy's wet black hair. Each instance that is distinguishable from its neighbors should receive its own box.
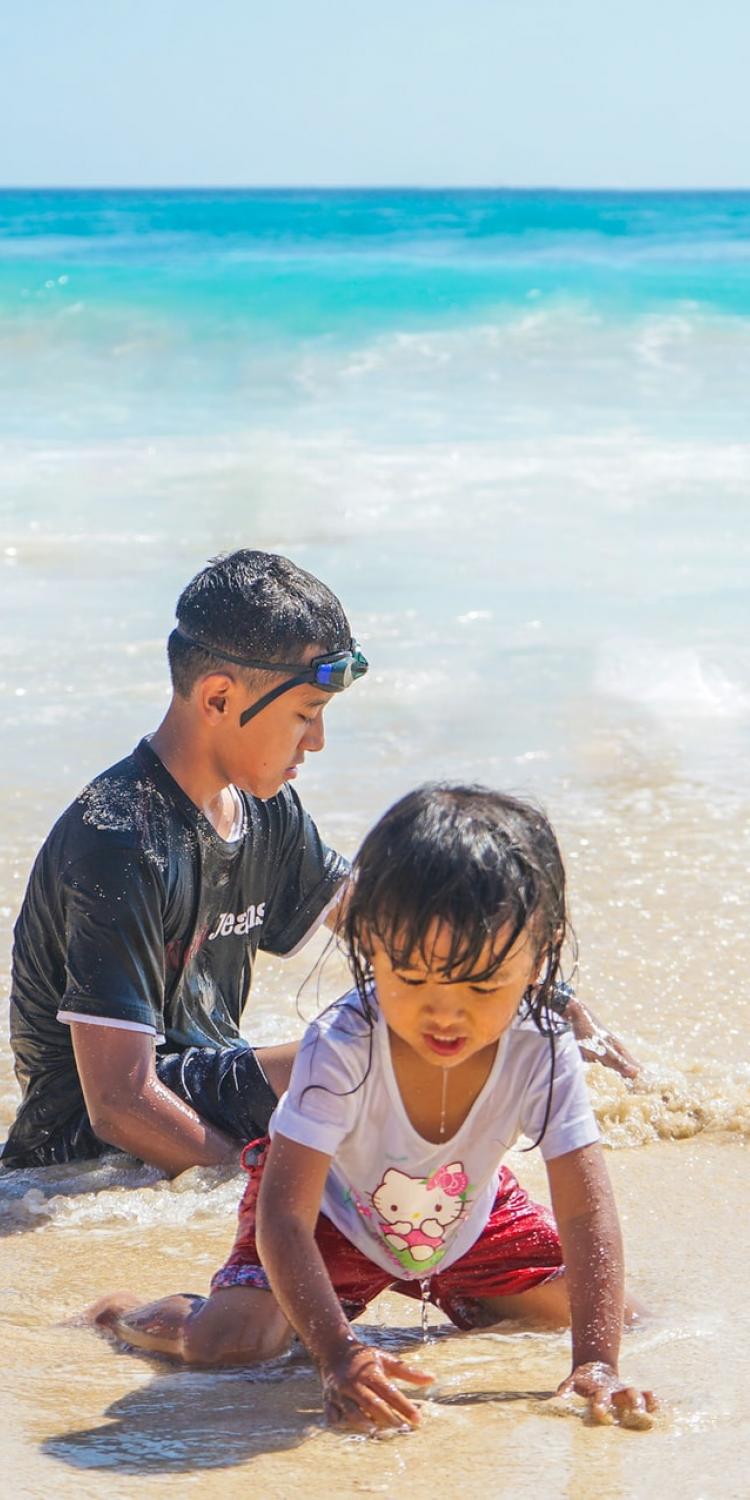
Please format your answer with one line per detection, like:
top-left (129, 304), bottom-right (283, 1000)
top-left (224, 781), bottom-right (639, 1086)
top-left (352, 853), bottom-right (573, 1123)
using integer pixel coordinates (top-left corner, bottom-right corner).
top-left (167, 549), bottom-right (351, 699)
top-left (321, 783), bottom-right (573, 1148)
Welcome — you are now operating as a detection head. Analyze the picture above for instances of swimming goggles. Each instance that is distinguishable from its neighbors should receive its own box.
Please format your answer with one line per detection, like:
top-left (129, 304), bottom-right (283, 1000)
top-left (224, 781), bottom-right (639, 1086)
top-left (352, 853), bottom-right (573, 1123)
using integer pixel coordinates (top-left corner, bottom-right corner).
top-left (173, 626), bottom-right (369, 725)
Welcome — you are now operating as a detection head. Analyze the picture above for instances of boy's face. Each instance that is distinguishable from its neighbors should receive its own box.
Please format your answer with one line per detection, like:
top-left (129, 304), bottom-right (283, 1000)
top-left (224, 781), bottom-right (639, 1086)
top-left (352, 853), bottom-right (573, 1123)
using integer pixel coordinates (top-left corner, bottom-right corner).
top-left (203, 644), bottom-right (333, 799)
top-left (371, 919), bottom-right (543, 1070)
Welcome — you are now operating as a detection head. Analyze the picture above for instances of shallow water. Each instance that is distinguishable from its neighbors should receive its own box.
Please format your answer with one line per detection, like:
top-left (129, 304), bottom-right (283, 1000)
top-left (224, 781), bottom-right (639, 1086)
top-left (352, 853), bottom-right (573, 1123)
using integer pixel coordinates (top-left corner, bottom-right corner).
top-left (2, 1143), bottom-right (748, 1499)
top-left (1, 190), bottom-right (749, 1497)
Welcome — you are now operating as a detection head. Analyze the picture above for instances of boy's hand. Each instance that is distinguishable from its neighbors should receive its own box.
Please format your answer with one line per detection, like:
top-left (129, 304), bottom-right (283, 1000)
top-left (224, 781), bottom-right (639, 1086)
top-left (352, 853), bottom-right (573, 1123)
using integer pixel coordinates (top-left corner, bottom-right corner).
top-left (564, 997), bottom-right (642, 1080)
top-left (558, 1361), bottom-right (658, 1429)
top-left (321, 1342), bottom-right (433, 1431)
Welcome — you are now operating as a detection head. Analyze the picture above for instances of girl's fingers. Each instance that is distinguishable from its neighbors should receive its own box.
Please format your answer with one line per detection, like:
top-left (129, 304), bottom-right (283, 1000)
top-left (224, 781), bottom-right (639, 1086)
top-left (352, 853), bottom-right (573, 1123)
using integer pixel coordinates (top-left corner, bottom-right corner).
top-left (589, 1387), bottom-right (655, 1430)
top-left (612, 1386), bottom-right (643, 1411)
top-left (557, 1372), bottom-right (601, 1400)
top-left (324, 1392), bottom-right (364, 1430)
top-left (619, 1406), bottom-right (655, 1431)
top-left (359, 1388), bottom-right (418, 1429)
top-left (589, 1397), bottom-right (615, 1425)
top-left (557, 1372), bottom-right (658, 1429)
top-left (611, 1387), bottom-right (656, 1430)
top-left (325, 1385), bottom-right (388, 1432)
top-left (327, 1390), bottom-right (418, 1432)
top-left (380, 1354), bottom-right (434, 1386)
top-left (324, 1370), bottom-right (423, 1430)
top-left (358, 1372), bottom-right (422, 1426)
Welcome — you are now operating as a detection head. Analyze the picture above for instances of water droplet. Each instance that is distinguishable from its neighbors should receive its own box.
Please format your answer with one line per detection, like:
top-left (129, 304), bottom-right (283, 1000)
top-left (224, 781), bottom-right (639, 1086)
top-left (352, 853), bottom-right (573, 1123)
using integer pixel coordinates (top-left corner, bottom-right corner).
top-left (419, 1277), bottom-right (431, 1342)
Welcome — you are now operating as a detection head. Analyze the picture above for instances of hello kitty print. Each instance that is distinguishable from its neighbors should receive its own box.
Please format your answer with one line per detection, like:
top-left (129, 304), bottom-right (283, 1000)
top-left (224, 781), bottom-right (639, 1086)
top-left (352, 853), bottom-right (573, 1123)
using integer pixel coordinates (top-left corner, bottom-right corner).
top-left (371, 1162), bottom-right (473, 1274)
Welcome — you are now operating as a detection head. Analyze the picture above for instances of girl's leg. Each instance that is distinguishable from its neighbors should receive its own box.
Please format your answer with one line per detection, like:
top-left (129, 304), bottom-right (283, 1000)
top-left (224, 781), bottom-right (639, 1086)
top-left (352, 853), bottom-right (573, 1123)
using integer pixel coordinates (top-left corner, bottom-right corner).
top-left (465, 1276), bottom-right (646, 1330)
top-left (438, 1171), bottom-right (648, 1333)
top-left (85, 1285), bottom-right (293, 1366)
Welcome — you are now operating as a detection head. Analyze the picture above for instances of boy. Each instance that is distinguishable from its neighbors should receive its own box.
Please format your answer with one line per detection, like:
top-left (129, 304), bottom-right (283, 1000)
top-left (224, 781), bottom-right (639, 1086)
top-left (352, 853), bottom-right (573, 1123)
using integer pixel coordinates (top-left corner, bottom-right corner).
top-left (3, 550), bottom-right (364, 1170)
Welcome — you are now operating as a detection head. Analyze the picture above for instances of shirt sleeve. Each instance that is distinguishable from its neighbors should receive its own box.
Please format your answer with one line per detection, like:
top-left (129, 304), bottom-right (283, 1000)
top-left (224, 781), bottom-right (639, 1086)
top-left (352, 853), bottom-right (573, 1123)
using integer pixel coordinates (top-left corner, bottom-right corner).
top-left (259, 786), bottom-right (350, 956)
top-left (271, 1006), bottom-right (368, 1157)
top-left (56, 845), bottom-right (167, 1034)
top-left (519, 1027), bottom-right (600, 1162)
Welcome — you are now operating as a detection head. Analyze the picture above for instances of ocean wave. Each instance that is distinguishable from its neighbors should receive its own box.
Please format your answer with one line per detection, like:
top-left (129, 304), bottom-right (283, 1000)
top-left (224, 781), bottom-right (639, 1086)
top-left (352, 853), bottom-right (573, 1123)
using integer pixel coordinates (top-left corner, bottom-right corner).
top-left (0, 1155), bottom-right (243, 1232)
top-left (3, 300), bottom-right (750, 451)
top-left (1, 1060), bottom-right (746, 1234)
top-left (587, 1061), bottom-right (750, 1148)
top-left (2, 426), bottom-right (749, 569)
top-left (595, 642), bottom-right (749, 721)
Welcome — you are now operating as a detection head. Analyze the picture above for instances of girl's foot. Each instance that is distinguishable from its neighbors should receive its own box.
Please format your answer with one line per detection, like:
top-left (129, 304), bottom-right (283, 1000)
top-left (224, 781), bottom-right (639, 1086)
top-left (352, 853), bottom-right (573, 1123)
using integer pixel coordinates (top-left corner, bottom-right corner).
top-left (84, 1291), bottom-right (146, 1330)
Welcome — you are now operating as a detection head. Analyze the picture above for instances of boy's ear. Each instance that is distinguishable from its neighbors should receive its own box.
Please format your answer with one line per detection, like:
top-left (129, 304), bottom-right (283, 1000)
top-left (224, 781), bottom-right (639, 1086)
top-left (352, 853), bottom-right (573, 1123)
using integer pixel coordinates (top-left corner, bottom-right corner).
top-left (198, 672), bottom-right (235, 723)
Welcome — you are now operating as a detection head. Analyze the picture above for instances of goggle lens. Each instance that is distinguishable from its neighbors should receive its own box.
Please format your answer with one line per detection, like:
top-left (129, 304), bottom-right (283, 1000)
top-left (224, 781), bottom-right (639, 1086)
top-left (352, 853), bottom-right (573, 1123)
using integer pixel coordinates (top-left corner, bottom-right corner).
top-left (313, 644), bottom-right (368, 690)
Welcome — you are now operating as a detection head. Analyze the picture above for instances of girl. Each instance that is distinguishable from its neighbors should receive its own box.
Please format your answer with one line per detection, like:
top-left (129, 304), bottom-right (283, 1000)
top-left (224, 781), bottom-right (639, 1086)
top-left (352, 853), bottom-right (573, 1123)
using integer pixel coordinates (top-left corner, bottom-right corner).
top-left (91, 785), bottom-right (655, 1432)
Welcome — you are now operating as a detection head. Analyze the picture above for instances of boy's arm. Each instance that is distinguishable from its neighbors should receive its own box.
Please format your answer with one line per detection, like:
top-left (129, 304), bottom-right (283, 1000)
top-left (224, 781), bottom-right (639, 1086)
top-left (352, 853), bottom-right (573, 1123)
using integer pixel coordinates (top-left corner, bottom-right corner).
top-left (547, 1142), bottom-right (656, 1427)
top-left (71, 1023), bottom-right (239, 1174)
top-left (61, 849), bottom-right (241, 1174)
top-left (256, 1131), bottom-right (432, 1429)
top-left (323, 876), bottom-right (350, 932)
top-left (562, 996), bottom-right (641, 1079)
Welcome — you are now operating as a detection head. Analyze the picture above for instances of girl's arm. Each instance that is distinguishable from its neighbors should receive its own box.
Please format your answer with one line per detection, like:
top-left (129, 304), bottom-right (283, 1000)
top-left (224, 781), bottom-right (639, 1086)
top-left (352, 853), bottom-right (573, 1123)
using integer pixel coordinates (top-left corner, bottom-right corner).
top-left (256, 1132), bottom-right (432, 1430)
top-left (547, 1142), bottom-right (657, 1428)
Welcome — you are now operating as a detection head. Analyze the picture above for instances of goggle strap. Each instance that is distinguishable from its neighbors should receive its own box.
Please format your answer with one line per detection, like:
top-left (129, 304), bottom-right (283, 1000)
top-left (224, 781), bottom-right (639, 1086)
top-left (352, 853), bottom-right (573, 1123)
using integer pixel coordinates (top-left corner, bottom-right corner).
top-left (238, 674), bottom-right (310, 728)
top-left (175, 626), bottom-right (352, 679)
top-left (173, 626), bottom-right (366, 725)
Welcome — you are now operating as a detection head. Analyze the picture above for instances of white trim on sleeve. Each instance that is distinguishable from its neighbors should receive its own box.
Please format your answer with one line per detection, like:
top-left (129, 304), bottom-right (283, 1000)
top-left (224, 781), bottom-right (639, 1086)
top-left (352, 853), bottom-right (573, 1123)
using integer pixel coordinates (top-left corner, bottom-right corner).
top-left (282, 881), bottom-right (348, 959)
top-left (538, 1115), bottom-right (600, 1161)
top-left (271, 1107), bottom-right (345, 1160)
top-left (57, 1011), bottom-right (166, 1045)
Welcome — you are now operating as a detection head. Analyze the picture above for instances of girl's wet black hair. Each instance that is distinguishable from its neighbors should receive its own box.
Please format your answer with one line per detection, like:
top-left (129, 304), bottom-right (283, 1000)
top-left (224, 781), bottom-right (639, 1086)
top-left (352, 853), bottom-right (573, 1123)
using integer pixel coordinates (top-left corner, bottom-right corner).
top-left (313, 783), bottom-right (573, 1149)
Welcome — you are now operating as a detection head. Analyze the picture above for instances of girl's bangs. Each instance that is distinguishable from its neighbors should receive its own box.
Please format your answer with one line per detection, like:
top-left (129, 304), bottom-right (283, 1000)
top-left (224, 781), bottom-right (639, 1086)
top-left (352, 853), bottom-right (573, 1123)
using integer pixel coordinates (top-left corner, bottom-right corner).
top-left (365, 893), bottom-right (534, 983)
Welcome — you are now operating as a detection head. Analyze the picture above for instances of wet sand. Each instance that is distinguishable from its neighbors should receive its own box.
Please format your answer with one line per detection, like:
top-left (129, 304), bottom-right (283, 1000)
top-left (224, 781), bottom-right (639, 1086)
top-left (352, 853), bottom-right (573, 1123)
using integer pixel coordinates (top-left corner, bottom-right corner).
top-left (1, 1139), bottom-right (747, 1500)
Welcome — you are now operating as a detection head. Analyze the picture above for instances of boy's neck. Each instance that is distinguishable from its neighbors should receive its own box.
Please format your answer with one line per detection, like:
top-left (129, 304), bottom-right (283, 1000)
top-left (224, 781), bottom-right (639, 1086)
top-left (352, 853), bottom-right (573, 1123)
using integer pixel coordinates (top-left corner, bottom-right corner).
top-left (149, 706), bottom-right (234, 835)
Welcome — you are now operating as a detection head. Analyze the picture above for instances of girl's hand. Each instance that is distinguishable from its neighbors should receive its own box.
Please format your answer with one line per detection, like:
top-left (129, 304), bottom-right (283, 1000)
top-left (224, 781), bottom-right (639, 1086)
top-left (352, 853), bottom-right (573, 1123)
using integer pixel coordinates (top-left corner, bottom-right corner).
top-left (557, 1361), bottom-right (658, 1429)
top-left (321, 1341), bottom-right (434, 1431)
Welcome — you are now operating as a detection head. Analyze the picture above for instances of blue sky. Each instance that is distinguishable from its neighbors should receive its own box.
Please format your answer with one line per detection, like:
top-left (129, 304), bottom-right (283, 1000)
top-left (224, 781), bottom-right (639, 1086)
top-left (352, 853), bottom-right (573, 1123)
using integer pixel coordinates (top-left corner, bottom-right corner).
top-left (2, 0), bottom-right (749, 188)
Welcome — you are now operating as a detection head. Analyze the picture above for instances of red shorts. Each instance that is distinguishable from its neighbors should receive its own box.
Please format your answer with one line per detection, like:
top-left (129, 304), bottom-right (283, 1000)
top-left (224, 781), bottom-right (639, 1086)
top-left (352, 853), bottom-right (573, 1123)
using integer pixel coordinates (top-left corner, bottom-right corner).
top-left (211, 1139), bottom-right (564, 1331)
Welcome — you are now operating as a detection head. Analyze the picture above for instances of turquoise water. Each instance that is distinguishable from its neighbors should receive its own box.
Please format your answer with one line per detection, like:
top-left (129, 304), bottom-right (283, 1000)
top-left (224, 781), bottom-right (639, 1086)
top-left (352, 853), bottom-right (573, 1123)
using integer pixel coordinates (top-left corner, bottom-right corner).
top-left (1, 190), bottom-right (749, 819)
top-left (3, 189), bottom-right (750, 439)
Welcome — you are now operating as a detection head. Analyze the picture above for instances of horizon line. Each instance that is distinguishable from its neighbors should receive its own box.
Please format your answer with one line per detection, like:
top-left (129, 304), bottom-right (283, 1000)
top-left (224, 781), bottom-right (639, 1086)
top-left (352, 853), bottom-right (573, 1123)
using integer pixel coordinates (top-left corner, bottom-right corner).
top-left (3, 183), bottom-right (750, 194)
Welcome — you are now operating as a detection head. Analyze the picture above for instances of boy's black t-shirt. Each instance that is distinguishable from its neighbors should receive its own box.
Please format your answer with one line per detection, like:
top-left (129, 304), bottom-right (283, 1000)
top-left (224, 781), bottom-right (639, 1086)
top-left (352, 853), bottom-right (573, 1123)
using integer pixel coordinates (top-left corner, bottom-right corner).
top-left (3, 739), bottom-right (348, 1165)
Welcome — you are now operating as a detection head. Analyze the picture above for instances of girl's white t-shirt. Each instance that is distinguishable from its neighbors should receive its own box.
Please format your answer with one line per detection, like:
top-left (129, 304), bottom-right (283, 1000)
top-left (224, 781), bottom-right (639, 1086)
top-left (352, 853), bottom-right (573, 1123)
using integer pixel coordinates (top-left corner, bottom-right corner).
top-left (271, 989), bottom-right (599, 1281)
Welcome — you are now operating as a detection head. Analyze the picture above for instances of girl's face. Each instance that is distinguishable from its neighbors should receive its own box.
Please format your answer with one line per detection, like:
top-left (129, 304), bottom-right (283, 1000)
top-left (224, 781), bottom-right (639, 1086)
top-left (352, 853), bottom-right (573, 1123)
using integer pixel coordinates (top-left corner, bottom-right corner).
top-left (370, 918), bottom-right (544, 1069)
